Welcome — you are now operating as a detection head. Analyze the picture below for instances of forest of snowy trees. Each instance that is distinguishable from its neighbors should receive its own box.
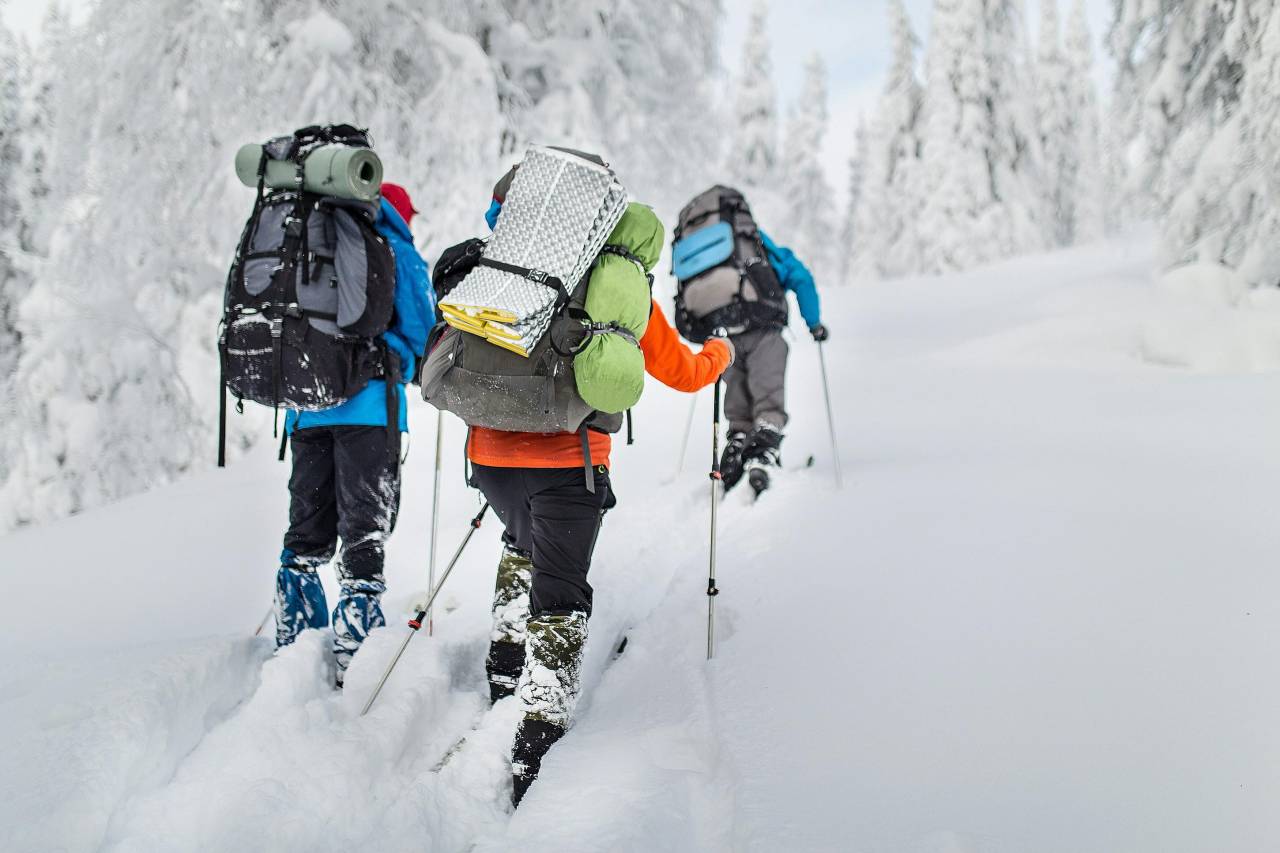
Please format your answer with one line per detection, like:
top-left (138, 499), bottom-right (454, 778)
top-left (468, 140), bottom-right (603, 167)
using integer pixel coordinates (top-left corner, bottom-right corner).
top-left (1, 0), bottom-right (1279, 531)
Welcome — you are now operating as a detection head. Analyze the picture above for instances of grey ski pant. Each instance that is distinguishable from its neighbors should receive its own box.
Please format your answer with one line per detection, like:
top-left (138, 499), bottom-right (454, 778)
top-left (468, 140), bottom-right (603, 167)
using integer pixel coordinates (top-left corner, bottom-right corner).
top-left (724, 327), bottom-right (789, 435)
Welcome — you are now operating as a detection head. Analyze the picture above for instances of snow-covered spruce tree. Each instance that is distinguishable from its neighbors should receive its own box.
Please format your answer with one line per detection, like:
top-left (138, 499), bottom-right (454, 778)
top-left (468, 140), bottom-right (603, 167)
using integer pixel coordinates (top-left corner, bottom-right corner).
top-left (1233, 2), bottom-right (1280, 286)
top-left (0, 0), bottom-right (726, 530)
top-left (727, 0), bottom-right (779, 187)
top-left (473, 0), bottom-right (724, 212)
top-left (838, 119), bottom-right (868, 284)
top-left (0, 6), bottom-right (26, 487)
top-left (0, 0), bottom-right (500, 530)
top-left (0, 8), bottom-right (24, 383)
top-left (1064, 0), bottom-right (1105, 243)
top-left (781, 53), bottom-right (835, 282)
top-left (1108, 0), bottom-right (1279, 284)
top-left (1035, 0), bottom-right (1075, 247)
top-left (916, 0), bottom-right (1046, 274)
top-left (851, 0), bottom-right (924, 279)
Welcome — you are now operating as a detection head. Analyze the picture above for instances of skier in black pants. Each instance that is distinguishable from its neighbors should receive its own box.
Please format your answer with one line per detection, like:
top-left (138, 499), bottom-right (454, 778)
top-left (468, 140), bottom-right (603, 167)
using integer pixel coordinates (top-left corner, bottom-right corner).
top-left (273, 183), bottom-right (434, 686)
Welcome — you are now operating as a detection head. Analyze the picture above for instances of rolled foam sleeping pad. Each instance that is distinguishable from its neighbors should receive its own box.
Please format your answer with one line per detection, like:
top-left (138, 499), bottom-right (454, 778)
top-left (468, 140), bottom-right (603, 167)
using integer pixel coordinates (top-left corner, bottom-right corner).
top-left (234, 143), bottom-right (383, 202)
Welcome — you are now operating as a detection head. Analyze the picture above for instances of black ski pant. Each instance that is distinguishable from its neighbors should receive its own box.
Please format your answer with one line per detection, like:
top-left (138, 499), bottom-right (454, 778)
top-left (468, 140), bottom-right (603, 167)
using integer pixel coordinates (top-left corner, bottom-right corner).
top-left (469, 464), bottom-right (613, 617)
top-left (283, 425), bottom-right (401, 589)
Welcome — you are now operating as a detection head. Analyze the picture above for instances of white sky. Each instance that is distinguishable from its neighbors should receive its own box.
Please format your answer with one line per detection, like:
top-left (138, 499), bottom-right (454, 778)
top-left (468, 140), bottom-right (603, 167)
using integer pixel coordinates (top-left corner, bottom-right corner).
top-left (5, 0), bottom-right (1115, 197)
top-left (720, 0), bottom-right (1117, 193)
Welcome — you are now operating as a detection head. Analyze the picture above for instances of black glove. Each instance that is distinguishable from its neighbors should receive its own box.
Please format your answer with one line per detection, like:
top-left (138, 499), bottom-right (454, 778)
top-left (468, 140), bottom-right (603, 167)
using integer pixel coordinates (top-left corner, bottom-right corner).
top-left (809, 323), bottom-right (829, 342)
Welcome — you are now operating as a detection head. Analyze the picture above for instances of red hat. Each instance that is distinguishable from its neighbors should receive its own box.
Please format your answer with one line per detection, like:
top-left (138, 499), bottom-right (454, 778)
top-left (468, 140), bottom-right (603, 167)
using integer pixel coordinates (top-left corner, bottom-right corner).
top-left (380, 182), bottom-right (418, 226)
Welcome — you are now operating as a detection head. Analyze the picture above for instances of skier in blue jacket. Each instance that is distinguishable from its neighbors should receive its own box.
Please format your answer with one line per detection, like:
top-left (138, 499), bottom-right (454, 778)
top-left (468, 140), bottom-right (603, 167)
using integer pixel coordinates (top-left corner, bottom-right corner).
top-left (274, 182), bottom-right (435, 685)
top-left (720, 228), bottom-right (828, 496)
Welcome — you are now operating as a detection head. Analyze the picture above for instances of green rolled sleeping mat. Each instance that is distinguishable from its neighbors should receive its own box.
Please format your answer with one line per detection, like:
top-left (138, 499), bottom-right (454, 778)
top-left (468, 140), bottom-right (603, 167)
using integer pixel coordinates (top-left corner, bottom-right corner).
top-left (234, 143), bottom-right (383, 202)
top-left (574, 203), bottom-right (665, 414)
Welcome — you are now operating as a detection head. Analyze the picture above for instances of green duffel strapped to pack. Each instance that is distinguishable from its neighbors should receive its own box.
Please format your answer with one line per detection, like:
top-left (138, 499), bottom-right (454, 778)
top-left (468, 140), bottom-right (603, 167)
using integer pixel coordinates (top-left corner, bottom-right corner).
top-left (421, 197), bottom-right (661, 489)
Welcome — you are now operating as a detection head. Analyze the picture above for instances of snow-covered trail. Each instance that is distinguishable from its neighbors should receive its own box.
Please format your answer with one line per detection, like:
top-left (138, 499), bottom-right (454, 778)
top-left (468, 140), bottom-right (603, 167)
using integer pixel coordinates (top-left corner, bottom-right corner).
top-left (3, 237), bottom-right (1279, 852)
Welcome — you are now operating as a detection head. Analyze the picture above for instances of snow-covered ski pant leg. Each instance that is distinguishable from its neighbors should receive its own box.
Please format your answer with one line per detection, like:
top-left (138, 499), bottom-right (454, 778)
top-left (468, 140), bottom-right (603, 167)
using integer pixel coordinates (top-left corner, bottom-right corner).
top-left (331, 425), bottom-right (401, 588)
top-left (725, 327), bottom-right (789, 434)
top-left (469, 464), bottom-right (611, 617)
top-left (487, 542), bottom-right (534, 701)
top-left (511, 611), bottom-right (588, 807)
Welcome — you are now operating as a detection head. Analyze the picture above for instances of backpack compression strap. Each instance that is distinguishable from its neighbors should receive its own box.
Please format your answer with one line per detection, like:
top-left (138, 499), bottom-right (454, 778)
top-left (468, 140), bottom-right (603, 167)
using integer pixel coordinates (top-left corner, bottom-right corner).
top-left (476, 257), bottom-right (571, 308)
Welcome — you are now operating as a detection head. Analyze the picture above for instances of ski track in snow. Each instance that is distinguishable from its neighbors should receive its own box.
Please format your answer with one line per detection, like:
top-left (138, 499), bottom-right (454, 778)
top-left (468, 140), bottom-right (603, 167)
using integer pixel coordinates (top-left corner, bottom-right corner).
top-left (3, 236), bottom-right (1280, 852)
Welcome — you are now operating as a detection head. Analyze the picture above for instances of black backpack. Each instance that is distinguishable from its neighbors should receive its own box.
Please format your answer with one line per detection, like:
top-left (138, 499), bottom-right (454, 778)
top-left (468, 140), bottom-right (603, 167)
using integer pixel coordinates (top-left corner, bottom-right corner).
top-left (671, 185), bottom-right (788, 342)
top-left (218, 125), bottom-right (397, 466)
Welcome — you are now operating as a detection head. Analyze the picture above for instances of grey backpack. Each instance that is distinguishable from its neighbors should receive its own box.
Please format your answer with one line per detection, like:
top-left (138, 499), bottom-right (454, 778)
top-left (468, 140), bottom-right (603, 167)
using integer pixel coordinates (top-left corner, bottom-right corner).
top-left (671, 185), bottom-right (788, 342)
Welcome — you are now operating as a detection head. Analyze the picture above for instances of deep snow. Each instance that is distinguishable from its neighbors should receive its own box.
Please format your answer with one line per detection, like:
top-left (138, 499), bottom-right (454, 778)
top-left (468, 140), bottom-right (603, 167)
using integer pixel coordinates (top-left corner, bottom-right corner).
top-left (2, 235), bottom-right (1279, 853)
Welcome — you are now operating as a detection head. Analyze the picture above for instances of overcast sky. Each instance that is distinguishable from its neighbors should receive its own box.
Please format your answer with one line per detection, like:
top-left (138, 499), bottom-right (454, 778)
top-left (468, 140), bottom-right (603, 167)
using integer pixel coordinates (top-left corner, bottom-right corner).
top-left (5, 0), bottom-right (1116, 194)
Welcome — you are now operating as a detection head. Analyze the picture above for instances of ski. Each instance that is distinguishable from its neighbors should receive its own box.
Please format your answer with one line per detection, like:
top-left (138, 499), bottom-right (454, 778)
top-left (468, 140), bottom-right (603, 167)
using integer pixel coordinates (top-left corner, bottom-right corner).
top-left (432, 632), bottom-right (630, 773)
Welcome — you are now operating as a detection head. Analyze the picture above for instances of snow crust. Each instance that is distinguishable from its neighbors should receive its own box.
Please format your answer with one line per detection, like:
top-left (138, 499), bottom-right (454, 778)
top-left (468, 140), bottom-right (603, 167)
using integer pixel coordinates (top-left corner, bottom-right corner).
top-left (2, 236), bottom-right (1279, 852)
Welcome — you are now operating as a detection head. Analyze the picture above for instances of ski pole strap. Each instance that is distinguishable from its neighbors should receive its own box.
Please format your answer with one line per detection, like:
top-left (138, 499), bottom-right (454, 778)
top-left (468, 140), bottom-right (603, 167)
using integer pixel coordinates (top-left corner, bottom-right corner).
top-left (477, 257), bottom-right (570, 307)
top-left (578, 426), bottom-right (596, 494)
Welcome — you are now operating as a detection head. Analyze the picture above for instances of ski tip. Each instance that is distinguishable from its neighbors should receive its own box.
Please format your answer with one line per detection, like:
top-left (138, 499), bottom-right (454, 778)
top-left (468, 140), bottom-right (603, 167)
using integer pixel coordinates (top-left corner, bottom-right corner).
top-left (614, 635), bottom-right (629, 657)
top-left (806, 454), bottom-right (815, 468)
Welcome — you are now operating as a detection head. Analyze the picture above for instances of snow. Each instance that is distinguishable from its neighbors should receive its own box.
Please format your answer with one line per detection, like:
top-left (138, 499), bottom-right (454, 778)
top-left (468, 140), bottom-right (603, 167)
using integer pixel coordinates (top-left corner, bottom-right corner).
top-left (3, 234), bottom-right (1280, 851)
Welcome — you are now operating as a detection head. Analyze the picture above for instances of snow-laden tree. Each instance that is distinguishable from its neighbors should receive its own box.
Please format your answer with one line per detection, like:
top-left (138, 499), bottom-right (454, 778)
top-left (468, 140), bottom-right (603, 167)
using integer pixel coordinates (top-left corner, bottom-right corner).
top-left (0, 9), bottom-right (24, 382)
top-left (1035, 0), bottom-right (1075, 246)
top-left (838, 119), bottom-right (869, 284)
top-left (0, 0), bottom-right (499, 529)
top-left (1108, 0), bottom-right (1279, 284)
top-left (726, 0), bottom-right (779, 186)
top-left (850, 0), bottom-right (925, 279)
top-left (780, 53), bottom-right (835, 282)
top-left (474, 0), bottom-right (724, 211)
top-left (916, 0), bottom-right (1046, 273)
top-left (0, 0), bottom-right (726, 530)
top-left (1064, 0), bottom-right (1105, 243)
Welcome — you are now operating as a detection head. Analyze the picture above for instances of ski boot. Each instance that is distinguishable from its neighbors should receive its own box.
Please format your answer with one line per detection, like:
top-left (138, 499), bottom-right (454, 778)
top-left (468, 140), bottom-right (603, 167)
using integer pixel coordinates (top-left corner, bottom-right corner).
top-left (511, 610), bottom-right (587, 807)
top-left (274, 551), bottom-right (329, 649)
top-left (720, 431), bottom-right (749, 492)
top-left (332, 579), bottom-right (386, 687)
top-left (744, 423), bottom-right (783, 498)
top-left (488, 544), bottom-right (533, 703)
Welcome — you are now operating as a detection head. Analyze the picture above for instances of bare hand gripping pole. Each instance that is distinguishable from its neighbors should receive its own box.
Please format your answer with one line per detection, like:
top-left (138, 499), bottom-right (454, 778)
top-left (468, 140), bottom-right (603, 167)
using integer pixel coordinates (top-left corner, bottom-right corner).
top-left (361, 503), bottom-right (490, 716)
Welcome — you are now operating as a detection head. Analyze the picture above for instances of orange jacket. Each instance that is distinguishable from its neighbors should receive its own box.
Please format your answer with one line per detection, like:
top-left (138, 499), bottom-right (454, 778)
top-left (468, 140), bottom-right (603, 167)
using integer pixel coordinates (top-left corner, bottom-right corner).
top-left (467, 302), bottom-right (731, 469)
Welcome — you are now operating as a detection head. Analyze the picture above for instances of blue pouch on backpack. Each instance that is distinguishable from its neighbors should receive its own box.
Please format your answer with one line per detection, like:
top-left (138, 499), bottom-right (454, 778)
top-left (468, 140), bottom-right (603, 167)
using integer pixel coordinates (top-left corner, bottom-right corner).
top-left (672, 221), bottom-right (734, 281)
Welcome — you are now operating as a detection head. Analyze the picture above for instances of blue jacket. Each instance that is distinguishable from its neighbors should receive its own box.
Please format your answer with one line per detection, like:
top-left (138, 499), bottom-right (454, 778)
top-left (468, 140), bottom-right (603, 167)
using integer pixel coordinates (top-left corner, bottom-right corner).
top-left (287, 200), bottom-right (435, 433)
top-left (760, 230), bottom-right (821, 329)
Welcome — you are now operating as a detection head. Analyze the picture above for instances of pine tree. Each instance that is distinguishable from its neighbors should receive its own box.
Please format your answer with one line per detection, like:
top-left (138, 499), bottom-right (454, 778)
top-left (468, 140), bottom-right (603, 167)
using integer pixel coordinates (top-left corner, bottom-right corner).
top-left (0, 0), bottom-right (729, 530)
top-left (781, 53), bottom-right (835, 281)
top-left (851, 0), bottom-right (925, 279)
top-left (0, 7), bottom-right (24, 382)
top-left (916, 0), bottom-right (1046, 274)
top-left (838, 119), bottom-right (869, 284)
top-left (1035, 0), bottom-right (1074, 246)
top-left (1063, 0), bottom-right (1104, 243)
top-left (727, 1), bottom-right (779, 186)
top-left (1108, 0), bottom-right (1278, 284)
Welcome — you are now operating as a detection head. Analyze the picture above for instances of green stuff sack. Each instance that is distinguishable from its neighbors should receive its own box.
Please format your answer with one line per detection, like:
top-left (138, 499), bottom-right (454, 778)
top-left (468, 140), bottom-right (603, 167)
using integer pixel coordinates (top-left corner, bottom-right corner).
top-left (573, 203), bottom-right (663, 413)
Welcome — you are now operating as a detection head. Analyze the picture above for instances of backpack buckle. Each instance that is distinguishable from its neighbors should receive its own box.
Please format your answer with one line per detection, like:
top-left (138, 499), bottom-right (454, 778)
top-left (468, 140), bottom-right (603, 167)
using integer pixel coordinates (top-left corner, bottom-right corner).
top-left (527, 269), bottom-right (549, 284)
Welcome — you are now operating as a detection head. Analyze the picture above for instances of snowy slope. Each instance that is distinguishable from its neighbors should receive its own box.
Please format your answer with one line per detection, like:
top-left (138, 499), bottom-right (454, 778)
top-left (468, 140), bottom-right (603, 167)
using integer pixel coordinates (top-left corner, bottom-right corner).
top-left (3, 236), bottom-right (1280, 853)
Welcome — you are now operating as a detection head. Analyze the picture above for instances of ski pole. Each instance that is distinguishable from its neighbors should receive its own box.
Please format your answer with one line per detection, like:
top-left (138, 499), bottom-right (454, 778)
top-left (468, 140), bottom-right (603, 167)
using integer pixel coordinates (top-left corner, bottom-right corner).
top-left (361, 502), bottom-right (490, 716)
top-left (817, 341), bottom-right (843, 489)
top-left (673, 392), bottom-right (698, 479)
top-left (252, 605), bottom-right (273, 638)
top-left (427, 410), bottom-right (445, 636)
top-left (707, 379), bottom-right (722, 660)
